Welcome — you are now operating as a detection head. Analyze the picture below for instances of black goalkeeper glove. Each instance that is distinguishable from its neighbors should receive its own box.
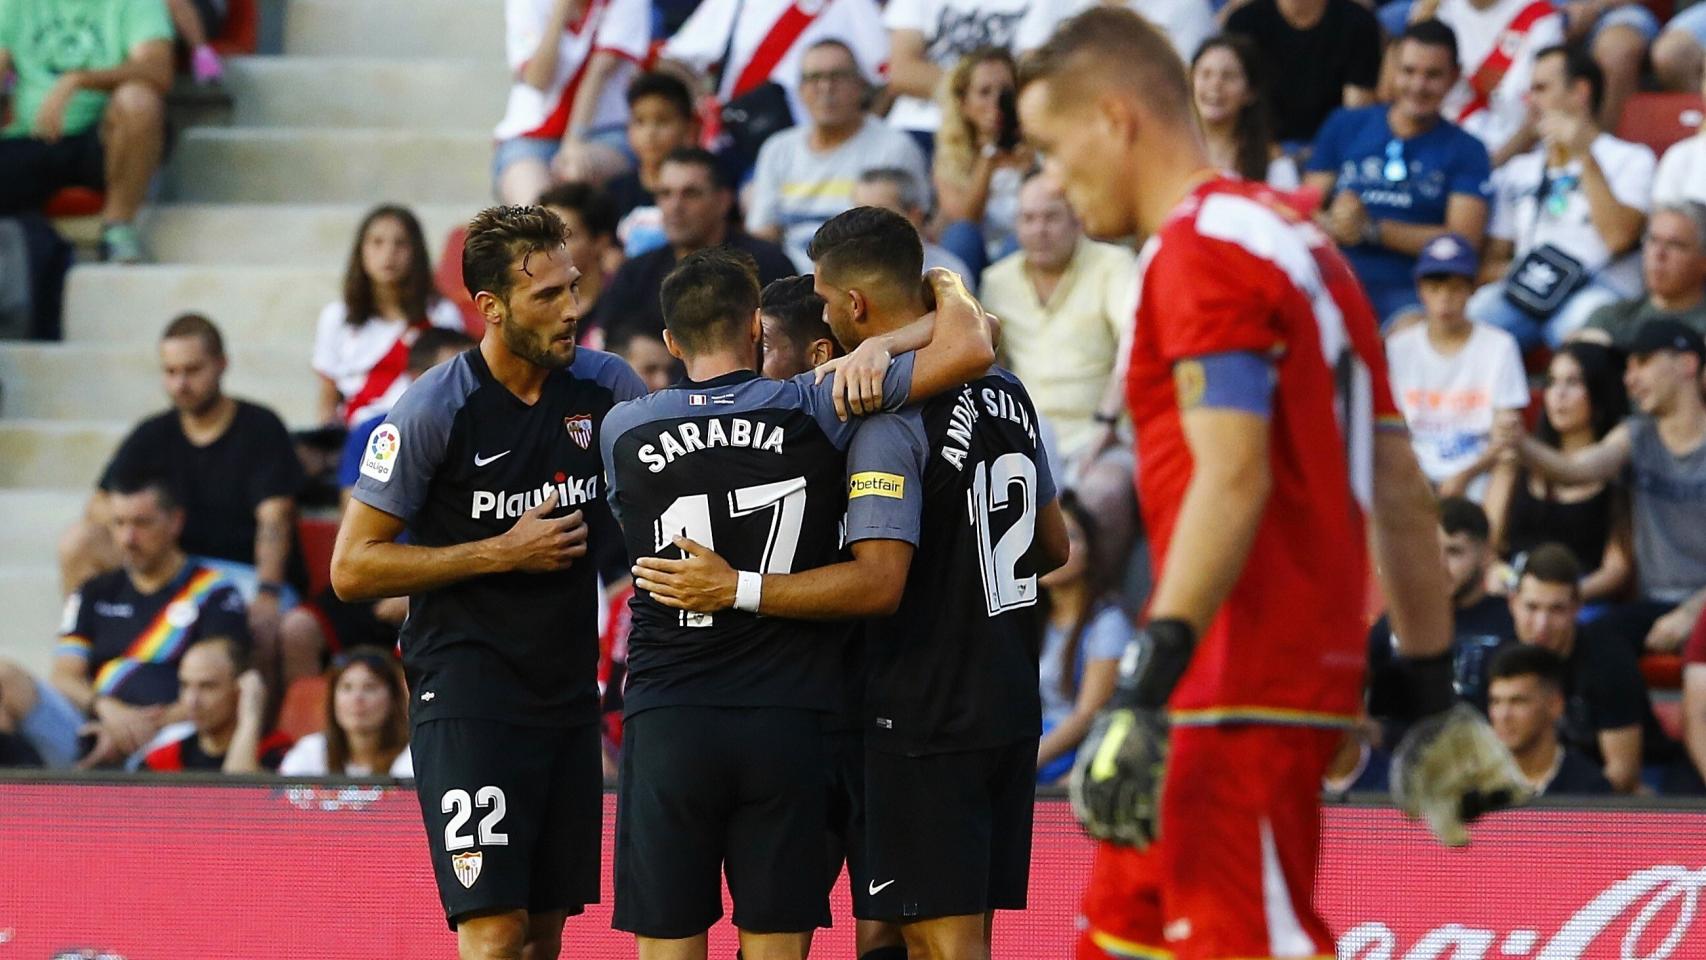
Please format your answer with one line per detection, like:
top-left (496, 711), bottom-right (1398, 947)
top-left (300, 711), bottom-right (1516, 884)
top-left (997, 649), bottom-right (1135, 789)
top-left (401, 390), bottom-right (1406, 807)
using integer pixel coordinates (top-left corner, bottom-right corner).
top-left (1068, 619), bottom-right (1194, 848)
top-left (1388, 652), bottom-right (1532, 847)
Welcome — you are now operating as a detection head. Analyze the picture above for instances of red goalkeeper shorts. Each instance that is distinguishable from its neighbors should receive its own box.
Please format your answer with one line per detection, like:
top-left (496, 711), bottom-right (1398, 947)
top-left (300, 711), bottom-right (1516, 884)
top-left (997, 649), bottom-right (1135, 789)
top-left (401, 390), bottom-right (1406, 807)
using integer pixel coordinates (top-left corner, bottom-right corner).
top-left (1077, 723), bottom-right (1342, 960)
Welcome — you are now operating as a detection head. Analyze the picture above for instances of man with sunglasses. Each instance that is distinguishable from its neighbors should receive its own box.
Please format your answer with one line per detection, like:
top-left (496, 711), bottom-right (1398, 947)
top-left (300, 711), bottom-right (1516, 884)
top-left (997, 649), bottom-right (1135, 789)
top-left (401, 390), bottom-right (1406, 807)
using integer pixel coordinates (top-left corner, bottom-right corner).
top-left (1305, 19), bottom-right (1494, 328)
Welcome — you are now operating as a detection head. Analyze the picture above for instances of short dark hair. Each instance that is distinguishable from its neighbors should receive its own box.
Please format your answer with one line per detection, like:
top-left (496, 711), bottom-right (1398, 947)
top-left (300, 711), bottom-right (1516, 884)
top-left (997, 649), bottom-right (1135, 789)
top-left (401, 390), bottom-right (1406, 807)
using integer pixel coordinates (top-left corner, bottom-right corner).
top-left (105, 473), bottom-right (181, 514)
top-left (760, 274), bottom-right (833, 351)
top-left (186, 634), bottom-right (250, 676)
top-left (1401, 19), bottom-right (1460, 68)
top-left (804, 37), bottom-right (859, 71)
top-left (461, 205), bottom-right (567, 303)
top-left (536, 182), bottom-right (618, 240)
top-left (161, 312), bottom-right (225, 359)
top-left (1438, 496), bottom-right (1490, 542)
top-left (660, 146), bottom-right (729, 190)
top-left (807, 206), bottom-right (924, 290)
top-left (604, 325), bottom-right (667, 357)
top-left (1537, 44), bottom-right (1604, 116)
top-left (626, 70), bottom-right (695, 120)
top-left (408, 327), bottom-right (474, 376)
top-left (857, 167), bottom-right (926, 213)
top-left (1489, 643), bottom-right (1565, 693)
top-left (1516, 542), bottom-right (1583, 592)
top-left (659, 247), bottom-right (761, 353)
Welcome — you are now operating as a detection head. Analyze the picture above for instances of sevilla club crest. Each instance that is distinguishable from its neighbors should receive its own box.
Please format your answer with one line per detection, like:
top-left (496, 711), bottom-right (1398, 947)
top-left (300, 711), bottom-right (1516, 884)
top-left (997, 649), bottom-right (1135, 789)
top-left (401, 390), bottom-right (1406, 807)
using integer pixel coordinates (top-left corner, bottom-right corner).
top-left (452, 850), bottom-right (483, 888)
top-left (564, 414), bottom-right (593, 450)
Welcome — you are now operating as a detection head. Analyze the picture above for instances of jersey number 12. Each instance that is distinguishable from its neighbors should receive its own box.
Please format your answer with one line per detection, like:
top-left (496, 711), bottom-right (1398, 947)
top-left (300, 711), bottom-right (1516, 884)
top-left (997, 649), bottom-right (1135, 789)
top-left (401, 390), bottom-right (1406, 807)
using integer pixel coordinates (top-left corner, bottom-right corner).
top-left (969, 453), bottom-right (1039, 616)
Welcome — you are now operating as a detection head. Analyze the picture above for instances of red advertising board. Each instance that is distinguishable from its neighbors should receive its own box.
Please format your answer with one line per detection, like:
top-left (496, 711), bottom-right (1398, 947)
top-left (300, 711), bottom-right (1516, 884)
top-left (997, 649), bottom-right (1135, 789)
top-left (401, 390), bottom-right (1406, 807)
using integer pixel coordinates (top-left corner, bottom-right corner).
top-left (1, 782), bottom-right (1702, 959)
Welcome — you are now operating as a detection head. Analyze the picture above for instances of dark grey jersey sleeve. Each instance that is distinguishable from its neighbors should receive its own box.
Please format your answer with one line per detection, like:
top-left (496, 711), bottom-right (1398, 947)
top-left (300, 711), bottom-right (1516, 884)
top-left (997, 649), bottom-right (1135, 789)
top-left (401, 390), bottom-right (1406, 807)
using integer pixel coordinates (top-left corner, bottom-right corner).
top-left (573, 347), bottom-right (648, 403)
top-left (844, 408), bottom-right (929, 546)
top-left (351, 356), bottom-right (475, 522)
top-left (797, 350), bottom-right (918, 449)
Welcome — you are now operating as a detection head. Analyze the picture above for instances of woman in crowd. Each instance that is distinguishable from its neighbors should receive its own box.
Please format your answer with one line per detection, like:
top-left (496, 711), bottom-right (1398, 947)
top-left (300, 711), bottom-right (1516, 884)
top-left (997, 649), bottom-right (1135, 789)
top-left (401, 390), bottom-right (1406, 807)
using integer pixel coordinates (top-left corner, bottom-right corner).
top-left (1036, 494), bottom-right (1136, 784)
top-left (1485, 341), bottom-right (1633, 604)
top-left (278, 647), bottom-right (413, 777)
top-left (312, 205), bottom-right (465, 427)
top-left (1190, 34), bottom-right (1299, 190)
top-left (933, 47), bottom-right (1033, 279)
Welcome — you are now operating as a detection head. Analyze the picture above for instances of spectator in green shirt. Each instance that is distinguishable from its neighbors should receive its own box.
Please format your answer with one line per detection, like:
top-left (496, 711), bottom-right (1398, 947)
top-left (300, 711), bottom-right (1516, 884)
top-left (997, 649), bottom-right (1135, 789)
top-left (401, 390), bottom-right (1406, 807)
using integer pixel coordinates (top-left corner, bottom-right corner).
top-left (0, 0), bottom-right (174, 262)
top-left (1579, 202), bottom-right (1706, 350)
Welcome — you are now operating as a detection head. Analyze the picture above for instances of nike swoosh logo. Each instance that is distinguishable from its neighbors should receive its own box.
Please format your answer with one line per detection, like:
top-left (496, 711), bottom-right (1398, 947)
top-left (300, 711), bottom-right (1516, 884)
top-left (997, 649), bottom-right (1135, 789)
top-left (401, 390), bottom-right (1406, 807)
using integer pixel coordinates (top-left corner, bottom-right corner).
top-left (473, 450), bottom-right (511, 467)
top-left (868, 879), bottom-right (896, 895)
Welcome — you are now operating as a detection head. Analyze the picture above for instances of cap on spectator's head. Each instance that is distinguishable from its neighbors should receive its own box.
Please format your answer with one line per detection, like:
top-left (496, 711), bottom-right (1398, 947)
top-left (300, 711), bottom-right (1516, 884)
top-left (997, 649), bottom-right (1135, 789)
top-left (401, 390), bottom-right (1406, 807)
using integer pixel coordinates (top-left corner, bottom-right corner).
top-left (1413, 233), bottom-right (1478, 281)
top-left (1628, 319), bottom-right (1706, 363)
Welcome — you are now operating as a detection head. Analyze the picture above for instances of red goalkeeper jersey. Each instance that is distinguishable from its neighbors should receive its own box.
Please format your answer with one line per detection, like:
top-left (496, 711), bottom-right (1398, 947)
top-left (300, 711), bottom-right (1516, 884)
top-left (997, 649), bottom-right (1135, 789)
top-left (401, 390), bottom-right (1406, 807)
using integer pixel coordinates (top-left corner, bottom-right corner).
top-left (1126, 177), bottom-right (1404, 728)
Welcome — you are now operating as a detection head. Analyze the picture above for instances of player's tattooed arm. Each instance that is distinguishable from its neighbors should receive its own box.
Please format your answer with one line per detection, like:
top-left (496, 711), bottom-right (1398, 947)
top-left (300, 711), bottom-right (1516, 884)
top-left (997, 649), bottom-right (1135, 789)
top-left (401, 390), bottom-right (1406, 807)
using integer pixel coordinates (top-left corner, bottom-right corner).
top-left (633, 536), bottom-right (915, 620)
top-left (332, 490), bottom-right (588, 601)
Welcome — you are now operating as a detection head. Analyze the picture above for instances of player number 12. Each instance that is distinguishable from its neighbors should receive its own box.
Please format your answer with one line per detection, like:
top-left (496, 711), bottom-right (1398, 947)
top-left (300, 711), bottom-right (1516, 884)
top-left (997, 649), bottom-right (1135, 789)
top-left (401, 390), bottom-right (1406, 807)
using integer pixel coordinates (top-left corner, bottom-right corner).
top-left (969, 453), bottom-right (1039, 616)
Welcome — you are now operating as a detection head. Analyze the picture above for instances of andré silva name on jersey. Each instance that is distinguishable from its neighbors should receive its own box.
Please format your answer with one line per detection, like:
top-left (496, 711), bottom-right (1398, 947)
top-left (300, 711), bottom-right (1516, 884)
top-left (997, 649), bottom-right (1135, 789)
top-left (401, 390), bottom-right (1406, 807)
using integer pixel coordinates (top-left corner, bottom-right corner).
top-left (937, 381), bottom-right (1039, 471)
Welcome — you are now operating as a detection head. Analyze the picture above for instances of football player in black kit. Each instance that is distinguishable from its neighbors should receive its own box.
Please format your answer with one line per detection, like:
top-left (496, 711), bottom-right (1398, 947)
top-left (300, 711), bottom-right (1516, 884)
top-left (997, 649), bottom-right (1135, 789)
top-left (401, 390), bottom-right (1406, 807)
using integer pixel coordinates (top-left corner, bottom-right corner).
top-left (601, 243), bottom-right (995, 960)
top-left (330, 205), bottom-right (645, 960)
top-left (635, 207), bottom-right (1071, 960)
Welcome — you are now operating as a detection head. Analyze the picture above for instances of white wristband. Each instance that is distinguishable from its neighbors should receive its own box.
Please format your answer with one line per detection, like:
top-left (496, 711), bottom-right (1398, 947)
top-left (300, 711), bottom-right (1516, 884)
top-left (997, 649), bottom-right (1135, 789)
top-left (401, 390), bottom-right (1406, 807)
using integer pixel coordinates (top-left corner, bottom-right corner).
top-left (734, 571), bottom-right (763, 613)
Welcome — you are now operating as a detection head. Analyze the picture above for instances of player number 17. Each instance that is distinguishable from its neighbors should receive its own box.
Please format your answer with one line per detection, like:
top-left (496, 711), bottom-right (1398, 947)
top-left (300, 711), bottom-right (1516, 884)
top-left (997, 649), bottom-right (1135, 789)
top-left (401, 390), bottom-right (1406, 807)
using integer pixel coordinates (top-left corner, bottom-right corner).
top-left (653, 477), bottom-right (808, 627)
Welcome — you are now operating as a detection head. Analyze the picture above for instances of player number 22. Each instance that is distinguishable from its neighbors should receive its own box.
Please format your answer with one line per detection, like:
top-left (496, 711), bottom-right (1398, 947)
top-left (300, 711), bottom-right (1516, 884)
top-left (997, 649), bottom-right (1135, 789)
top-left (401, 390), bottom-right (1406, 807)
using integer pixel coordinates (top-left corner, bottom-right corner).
top-left (442, 786), bottom-right (509, 851)
top-left (969, 453), bottom-right (1038, 616)
top-left (653, 477), bottom-right (808, 627)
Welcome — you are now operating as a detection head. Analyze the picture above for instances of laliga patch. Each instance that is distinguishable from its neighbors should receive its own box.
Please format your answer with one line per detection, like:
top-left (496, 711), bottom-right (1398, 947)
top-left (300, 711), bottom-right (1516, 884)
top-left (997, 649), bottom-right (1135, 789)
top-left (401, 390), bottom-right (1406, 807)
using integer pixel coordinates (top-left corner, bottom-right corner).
top-left (360, 423), bottom-right (401, 483)
top-left (849, 471), bottom-right (905, 500)
top-left (1173, 359), bottom-right (1206, 410)
top-left (452, 850), bottom-right (483, 889)
top-left (564, 414), bottom-right (593, 450)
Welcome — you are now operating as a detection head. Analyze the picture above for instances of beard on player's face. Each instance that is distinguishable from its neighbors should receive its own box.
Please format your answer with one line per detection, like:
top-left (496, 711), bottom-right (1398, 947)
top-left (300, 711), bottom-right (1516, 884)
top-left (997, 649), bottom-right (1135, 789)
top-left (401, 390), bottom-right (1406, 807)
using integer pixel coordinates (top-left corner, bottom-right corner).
top-left (499, 302), bottom-right (576, 370)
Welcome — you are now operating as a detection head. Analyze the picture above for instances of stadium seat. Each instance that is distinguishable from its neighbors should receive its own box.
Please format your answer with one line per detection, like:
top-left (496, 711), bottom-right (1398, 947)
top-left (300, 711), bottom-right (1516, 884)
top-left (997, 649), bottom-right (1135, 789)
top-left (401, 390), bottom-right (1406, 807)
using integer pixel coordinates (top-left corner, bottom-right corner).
top-left (1641, 652), bottom-right (1684, 691)
top-left (298, 516), bottom-right (339, 600)
top-left (211, 0), bottom-right (259, 55)
top-left (435, 225), bottom-right (486, 338)
top-left (1614, 92), bottom-right (1705, 157)
top-left (42, 187), bottom-right (104, 218)
top-left (278, 674), bottom-right (329, 740)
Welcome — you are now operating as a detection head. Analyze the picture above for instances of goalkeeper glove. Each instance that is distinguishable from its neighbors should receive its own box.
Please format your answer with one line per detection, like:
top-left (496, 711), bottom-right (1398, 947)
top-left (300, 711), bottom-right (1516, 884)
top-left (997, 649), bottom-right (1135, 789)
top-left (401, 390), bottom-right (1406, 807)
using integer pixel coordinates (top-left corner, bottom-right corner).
top-left (1068, 619), bottom-right (1194, 848)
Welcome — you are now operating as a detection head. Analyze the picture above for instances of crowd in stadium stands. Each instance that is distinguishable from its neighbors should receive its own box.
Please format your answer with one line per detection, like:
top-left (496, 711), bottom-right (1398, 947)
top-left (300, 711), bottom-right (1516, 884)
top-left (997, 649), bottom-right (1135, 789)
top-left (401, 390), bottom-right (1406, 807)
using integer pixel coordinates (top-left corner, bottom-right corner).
top-left (3, 0), bottom-right (1706, 805)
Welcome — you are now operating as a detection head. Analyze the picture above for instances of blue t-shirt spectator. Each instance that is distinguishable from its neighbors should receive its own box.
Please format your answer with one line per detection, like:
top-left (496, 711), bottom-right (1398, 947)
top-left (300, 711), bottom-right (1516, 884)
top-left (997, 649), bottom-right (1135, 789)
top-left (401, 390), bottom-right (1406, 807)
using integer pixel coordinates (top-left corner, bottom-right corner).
top-left (1307, 105), bottom-right (1492, 324)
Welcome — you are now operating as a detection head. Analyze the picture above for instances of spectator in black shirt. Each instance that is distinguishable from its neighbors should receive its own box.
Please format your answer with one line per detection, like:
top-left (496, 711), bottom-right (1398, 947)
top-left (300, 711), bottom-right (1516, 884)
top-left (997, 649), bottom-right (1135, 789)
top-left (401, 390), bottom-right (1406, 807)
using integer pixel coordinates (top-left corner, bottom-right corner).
top-left (1507, 543), bottom-right (1657, 792)
top-left (1486, 644), bottom-right (1612, 796)
top-left (1369, 496), bottom-right (1516, 719)
top-left (595, 148), bottom-right (796, 342)
top-left (142, 637), bottom-right (292, 773)
top-left (1223, 0), bottom-right (1382, 148)
top-left (604, 71), bottom-right (700, 260)
top-left (58, 313), bottom-right (304, 677)
top-left (0, 476), bottom-right (250, 769)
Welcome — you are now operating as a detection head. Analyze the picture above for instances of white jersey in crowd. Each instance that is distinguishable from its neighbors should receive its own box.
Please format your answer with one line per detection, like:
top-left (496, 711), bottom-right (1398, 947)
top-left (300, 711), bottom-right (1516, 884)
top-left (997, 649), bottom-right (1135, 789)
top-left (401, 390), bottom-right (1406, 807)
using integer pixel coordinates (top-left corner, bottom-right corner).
top-left (1386, 321), bottom-right (1529, 499)
top-left (313, 299), bottom-right (467, 426)
top-left (665, 0), bottom-right (888, 128)
top-left (494, 0), bottom-right (651, 142)
top-left (883, 0), bottom-right (1030, 134)
top-left (1013, 0), bottom-right (1214, 62)
top-left (1490, 133), bottom-right (1655, 296)
top-left (278, 732), bottom-right (415, 778)
top-left (1654, 135), bottom-right (1706, 207)
top-left (1437, 0), bottom-right (1564, 159)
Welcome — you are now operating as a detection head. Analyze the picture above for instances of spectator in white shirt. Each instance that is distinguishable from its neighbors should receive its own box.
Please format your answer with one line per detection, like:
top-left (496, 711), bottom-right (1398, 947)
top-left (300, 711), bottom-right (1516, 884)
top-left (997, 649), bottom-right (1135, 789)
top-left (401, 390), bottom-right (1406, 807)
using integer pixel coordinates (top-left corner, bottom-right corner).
top-left (1389, 233), bottom-right (1530, 500)
top-left (1468, 44), bottom-right (1653, 349)
top-left (1429, 0), bottom-right (1566, 167)
top-left (746, 40), bottom-right (929, 271)
top-left (934, 47), bottom-right (1033, 279)
top-left (492, 0), bottom-right (651, 204)
top-left (884, 0), bottom-right (1031, 153)
top-left (277, 648), bottom-right (413, 778)
top-left (1014, 0), bottom-right (1214, 64)
top-left (312, 206), bottom-right (466, 427)
top-left (1652, 70), bottom-right (1706, 207)
top-left (1190, 34), bottom-right (1300, 190)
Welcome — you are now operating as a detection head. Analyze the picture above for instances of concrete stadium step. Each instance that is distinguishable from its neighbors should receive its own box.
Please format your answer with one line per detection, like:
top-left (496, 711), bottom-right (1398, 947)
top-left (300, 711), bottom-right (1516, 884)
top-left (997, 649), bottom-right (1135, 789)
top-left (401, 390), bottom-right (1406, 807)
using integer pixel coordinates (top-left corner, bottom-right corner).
top-left (141, 204), bottom-right (480, 267)
top-left (0, 567), bottom-right (65, 676)
top-left (284, 0), bottom-right (504, 59)
top-left (0, 343), bottom-right (319, 427)
top-left (0, 490), bottom-right (86, 572)
top-left (162, 128), bottom-right (493, 205)
top-left (226, 57), bottom-right (507, 131)
top-left (62, 263), bottom-right (338, 348)
top-left (0, 420), bottom-right (128, 490)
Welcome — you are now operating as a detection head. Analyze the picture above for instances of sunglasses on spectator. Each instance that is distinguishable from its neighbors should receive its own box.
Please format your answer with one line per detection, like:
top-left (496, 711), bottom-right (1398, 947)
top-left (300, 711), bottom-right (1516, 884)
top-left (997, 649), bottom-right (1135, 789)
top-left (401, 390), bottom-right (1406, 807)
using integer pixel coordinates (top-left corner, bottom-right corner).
top-left (801, 69), bottom-right (861, 87)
